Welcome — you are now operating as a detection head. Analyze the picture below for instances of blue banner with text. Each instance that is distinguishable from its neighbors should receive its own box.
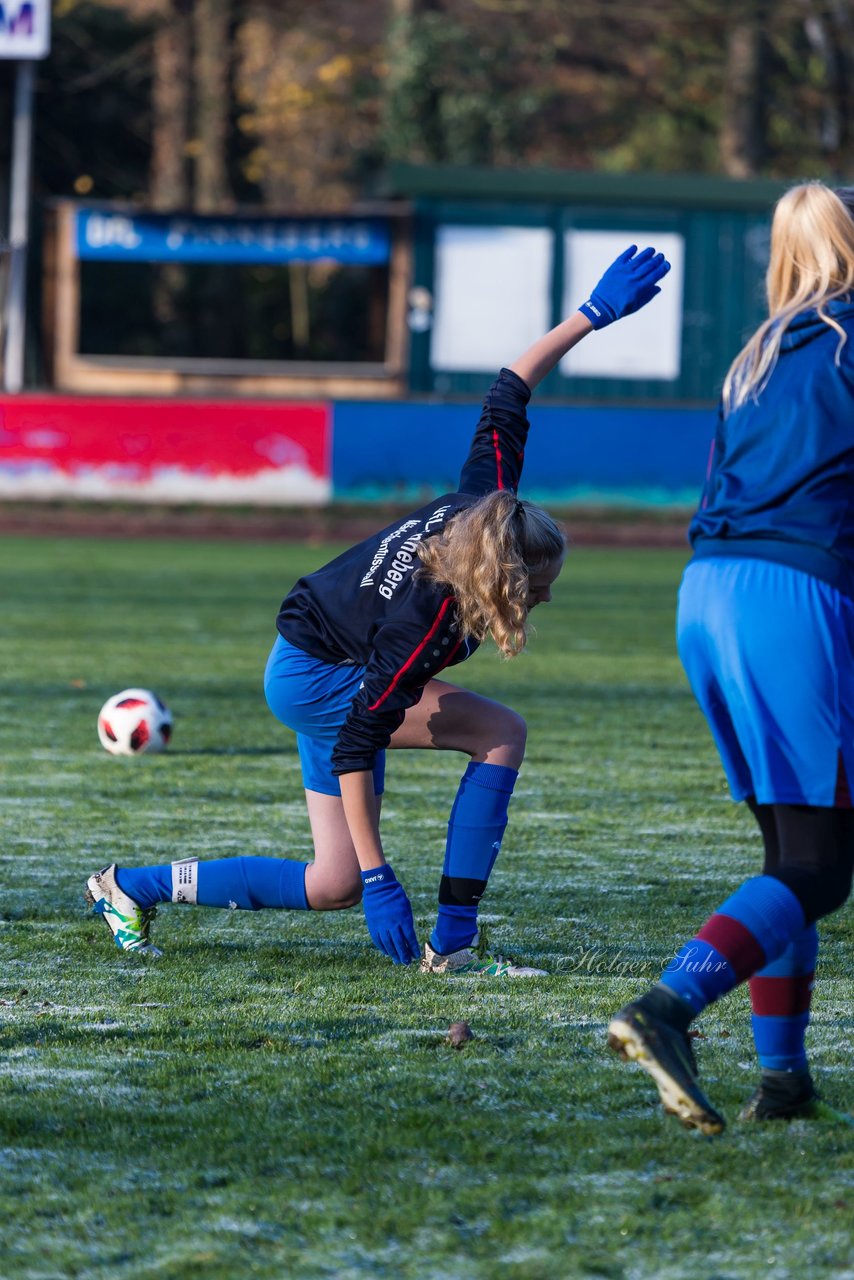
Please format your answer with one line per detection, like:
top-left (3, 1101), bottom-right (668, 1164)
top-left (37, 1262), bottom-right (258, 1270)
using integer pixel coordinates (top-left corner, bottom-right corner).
top-left (75, 209), bottom-right (391, 265)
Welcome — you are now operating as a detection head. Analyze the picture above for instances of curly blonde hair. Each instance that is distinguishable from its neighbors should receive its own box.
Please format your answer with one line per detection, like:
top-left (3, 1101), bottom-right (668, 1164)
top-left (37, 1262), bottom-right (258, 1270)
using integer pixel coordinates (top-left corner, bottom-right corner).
top-left (723, 182), bottom-right (854, 414)
top-left (415, 490), bottom-right (566, 658)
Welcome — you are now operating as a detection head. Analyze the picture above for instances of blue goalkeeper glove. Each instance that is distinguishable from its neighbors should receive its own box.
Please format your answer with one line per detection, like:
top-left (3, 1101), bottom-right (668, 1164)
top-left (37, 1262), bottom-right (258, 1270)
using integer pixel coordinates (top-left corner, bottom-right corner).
top-left (361, 864), bottom-right (420, 965)
top-left (578, 245), bottom-right (671, 330)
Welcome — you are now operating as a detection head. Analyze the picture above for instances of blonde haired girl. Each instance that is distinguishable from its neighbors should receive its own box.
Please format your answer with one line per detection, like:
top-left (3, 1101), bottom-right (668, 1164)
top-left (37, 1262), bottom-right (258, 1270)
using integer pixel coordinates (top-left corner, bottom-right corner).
top-left (724, 181), bottom-right (854, 412)
top-left (609, 183), bottom-right (854, 1133)
top-left (87, 245), bottom-right (670, 974)
top-left (416, 490), bottom-right (567, 659)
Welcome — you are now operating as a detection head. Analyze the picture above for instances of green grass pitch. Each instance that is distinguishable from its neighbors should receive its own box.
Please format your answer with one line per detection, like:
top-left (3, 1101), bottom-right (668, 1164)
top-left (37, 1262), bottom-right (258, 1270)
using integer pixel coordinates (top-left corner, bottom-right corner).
top-left (1, 533), bottom-right (852, 1280)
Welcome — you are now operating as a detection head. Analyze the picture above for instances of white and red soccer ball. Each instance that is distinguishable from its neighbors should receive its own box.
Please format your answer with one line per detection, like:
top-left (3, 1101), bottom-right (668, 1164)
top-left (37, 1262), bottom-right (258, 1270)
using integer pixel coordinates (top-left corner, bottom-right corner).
top-left (97, 688), bottom-right (172, 756)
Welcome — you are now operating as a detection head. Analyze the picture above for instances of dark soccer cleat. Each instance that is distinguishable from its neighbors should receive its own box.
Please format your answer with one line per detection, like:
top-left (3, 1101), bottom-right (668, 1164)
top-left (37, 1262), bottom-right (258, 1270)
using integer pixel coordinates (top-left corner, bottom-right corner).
top-left (607, 1001), bottom-right (726, 1135)
top-left (739, 1077), bottom-right (854, 1126)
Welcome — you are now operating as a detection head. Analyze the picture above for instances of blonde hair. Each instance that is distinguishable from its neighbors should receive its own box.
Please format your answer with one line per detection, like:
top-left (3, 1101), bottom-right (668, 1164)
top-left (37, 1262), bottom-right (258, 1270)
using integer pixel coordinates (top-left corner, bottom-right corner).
top-left (722, 182), bottom-right (854, 414)
top-left (415, 490), bottom-right (566, 658)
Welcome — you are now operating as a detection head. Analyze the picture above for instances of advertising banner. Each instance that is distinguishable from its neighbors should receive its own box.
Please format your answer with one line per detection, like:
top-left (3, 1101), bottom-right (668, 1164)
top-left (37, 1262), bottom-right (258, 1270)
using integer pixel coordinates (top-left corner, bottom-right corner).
top-left (333, 400), bottom-right (713, 505)
top-left (75, 209), bottom-right (391, 265)
top-left (0, 396), bottom-right (332, 504)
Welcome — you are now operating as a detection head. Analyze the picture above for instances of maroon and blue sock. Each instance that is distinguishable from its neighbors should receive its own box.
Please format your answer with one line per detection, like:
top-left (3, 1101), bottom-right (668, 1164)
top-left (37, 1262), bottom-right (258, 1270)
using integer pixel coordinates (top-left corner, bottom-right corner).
top-left (748, 923), bottom-right (817, 1072)
top-left (658, 875), bottom-right (806, 1017)
top-left (115, 856), bottom-right (309, 911)
top-left (430, 761), bottom-right (518, 955)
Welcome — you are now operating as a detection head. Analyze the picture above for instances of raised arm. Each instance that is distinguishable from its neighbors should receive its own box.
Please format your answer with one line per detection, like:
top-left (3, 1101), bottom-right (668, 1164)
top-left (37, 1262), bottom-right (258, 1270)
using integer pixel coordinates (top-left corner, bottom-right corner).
top-left (509, 312), bottom-right (594, 392)
top-left (511, 245), bottom-right (671, 391)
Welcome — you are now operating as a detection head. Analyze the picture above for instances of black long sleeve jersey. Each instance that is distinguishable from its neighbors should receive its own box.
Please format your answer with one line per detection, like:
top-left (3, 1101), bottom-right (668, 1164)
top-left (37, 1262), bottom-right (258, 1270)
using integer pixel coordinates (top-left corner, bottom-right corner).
top-left (276, 367), bottom-right (532, 775)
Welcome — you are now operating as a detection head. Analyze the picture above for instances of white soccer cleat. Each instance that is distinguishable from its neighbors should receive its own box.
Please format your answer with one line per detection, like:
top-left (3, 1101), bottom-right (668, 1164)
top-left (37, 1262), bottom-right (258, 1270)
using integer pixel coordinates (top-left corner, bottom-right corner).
top-left (420, 932), bottom-right (547, 977)
top-left (85, 864), bottom-right (161, 957)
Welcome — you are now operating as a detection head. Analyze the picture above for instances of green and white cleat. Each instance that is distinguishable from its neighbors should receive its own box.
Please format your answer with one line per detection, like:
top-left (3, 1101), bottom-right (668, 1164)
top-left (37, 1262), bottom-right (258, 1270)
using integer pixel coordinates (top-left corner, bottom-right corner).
top-left (607, 1001), bottom-right (725, 1135)
top-left (420, 931), bottom-right (547, 978)
top-left (85, 864), bottom-right (161, 957)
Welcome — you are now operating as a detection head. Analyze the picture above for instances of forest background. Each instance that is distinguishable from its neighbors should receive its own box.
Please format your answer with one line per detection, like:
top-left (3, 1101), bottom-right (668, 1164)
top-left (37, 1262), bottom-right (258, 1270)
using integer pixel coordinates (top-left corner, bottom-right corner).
top-left (1, 0), bottom-right (852, 218)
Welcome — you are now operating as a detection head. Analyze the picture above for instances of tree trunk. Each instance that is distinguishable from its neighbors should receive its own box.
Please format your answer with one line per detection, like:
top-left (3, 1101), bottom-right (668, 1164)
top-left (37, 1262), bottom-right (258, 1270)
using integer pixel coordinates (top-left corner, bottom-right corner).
top-left (802, 0), bottom-right (851, 157)
top-left (192, 0), bottom-right (233, 212)
top-left (386, 0), bottom-right (446, 163)
top-left (151, 1), bottom-right (193, 210)
top-left (720, 12), bottom-right (765, 177)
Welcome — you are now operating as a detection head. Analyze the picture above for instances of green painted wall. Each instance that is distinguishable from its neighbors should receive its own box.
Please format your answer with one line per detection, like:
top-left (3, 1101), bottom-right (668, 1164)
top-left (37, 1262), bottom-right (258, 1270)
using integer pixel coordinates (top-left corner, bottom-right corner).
top-left (381, 166), bottom-right (788, 405)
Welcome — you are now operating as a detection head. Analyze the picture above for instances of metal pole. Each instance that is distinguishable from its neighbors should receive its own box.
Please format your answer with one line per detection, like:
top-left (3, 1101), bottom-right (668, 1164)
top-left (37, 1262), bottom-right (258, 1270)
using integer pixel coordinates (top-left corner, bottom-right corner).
top-left (4, 59), bottom-right (35, 394)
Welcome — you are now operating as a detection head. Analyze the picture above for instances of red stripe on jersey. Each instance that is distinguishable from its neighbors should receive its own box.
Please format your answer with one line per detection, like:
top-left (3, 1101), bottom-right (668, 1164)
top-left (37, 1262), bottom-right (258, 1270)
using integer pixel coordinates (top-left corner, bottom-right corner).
top-left (696, 913), bottom-right (766, 981)
top-left (749, 973), bottom-right (814, 1017)
top-left (367, 598), bottom-right (459, 712)
top-left (492, 429), bottom-right (504, 490)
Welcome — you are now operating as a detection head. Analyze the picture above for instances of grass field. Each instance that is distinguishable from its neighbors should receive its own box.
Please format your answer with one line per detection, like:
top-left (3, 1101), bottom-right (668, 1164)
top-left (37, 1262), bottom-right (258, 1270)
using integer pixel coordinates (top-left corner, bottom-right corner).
top-left (1, 533), bottom-right (852, 1280)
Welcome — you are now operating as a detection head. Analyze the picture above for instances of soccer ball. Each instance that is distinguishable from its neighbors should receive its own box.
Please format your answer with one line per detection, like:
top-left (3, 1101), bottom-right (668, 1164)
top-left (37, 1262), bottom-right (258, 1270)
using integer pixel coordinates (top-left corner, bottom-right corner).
top-left (97, 688), bottom-right (173, 756)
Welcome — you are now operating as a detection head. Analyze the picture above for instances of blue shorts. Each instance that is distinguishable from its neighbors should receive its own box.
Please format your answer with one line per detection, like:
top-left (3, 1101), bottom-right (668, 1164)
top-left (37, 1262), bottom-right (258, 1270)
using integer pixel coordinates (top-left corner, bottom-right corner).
top-left (264, 634), bottom-right (385, 798)
top-left (677, 557), bottom-right (854, 807)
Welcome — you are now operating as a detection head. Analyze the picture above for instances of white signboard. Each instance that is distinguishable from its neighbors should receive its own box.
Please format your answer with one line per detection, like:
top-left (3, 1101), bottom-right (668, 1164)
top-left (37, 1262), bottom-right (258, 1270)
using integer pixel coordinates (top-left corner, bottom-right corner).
top-left (0, 0), bottom-right (51, 59)
top-left (430, 225), bottom-right (552, 373)
top-left (561, 230), bottom-right (685, 381)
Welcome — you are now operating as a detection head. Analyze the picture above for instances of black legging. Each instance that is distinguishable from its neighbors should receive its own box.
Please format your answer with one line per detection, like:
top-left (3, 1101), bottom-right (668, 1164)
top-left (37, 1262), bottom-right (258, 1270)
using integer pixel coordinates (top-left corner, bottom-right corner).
top-left (746, 797), bottom-right (854, 925)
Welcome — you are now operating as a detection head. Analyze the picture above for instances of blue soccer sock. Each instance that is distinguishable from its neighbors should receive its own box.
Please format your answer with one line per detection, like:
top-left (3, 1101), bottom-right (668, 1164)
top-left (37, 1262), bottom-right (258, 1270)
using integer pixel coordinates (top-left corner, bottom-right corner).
top-left (115, 856), bottom-right (309, 912)
top-left (430, 761), bottom-right (518, 955)
top-left (659, 875), bottom-right (806, 1017)
top-left (748, 923), bottom-right (817, 1072)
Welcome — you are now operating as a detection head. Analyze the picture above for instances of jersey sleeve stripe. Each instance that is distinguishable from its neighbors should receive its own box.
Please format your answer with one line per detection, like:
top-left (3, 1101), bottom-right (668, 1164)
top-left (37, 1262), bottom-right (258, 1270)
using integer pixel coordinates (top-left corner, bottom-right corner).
top-left (492, 429), bottom-right (504, 490)
top-left (700, 437), bottom-right (715, 510)
top-left (367, 597), bottom-right (459, 711)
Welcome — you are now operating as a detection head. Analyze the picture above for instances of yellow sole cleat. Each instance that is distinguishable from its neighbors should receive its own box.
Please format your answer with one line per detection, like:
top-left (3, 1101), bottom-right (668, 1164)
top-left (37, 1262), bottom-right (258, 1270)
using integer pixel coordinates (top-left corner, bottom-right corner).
top-left (608, 1003), bottom-right (725, 1135)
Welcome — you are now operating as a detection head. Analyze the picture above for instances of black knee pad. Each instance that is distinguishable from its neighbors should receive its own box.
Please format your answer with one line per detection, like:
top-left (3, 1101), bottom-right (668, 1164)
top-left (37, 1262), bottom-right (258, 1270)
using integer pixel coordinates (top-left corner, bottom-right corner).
top-left (770, 864), bottom-right (853, 924)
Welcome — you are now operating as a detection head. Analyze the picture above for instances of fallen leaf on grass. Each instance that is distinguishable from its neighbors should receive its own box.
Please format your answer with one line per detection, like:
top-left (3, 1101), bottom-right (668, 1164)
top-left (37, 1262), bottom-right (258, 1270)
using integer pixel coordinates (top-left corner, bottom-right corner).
top-left (447, 1021), bottom-right (473, 1049)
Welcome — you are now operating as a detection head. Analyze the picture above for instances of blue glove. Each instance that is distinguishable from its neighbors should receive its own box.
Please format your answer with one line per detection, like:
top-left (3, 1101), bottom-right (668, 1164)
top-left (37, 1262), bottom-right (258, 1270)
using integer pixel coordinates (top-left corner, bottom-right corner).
top-left (578, 245), bottom-right (671, 330)
top-left (361, 864), bottom-right (420, 965)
